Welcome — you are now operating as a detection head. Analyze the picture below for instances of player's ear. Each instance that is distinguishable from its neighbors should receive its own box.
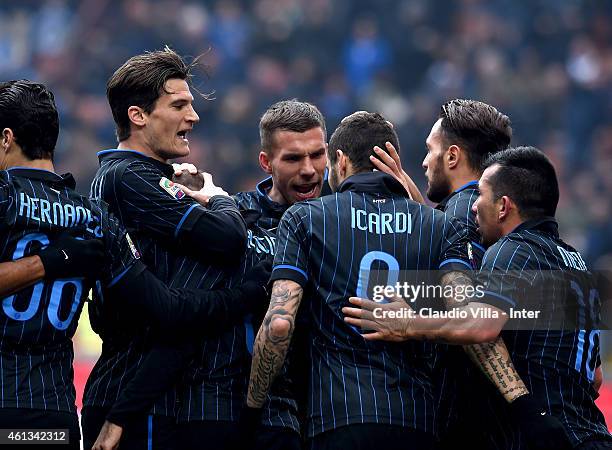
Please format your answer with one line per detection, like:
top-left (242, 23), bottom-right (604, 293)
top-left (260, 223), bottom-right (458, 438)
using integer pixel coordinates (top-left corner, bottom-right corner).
top-left (336, 149), bottom-right (347, 176)
top-left (446, 144), bottom-right (460, 170)
top-left (1, 128), bottom-right (15, 153)
top-left (259, 150), bottom-right (272, 174)
top-left (127, 106), bottom-right (146, 128)
top-left (498, 195), bottom-right (514, 221)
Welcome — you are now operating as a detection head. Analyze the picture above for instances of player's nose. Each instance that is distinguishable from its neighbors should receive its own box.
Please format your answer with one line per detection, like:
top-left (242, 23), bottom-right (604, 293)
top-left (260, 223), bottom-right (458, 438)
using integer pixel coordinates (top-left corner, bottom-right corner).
top-left (300, 158), bottom-right (316, 177)
top-left (186, 106), bottom-right (200, 124)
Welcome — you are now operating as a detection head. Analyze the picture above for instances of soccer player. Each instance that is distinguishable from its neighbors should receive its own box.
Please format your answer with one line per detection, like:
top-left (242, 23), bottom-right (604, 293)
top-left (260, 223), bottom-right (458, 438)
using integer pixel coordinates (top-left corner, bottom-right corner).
top-left (235, 99), bottom-right (328, 450)
top-left (0, 80), bottom-right (268, 450)
top-left (90, 99), bottom-right (326, 450)
top-left (375, 99), bottom-right (514, 447)
top-left (82, 47), bottom-right (268, 450)
top-left (246, 112), bottom-right (478, 449)
top-left (344, 146), bottom-right (612, 449)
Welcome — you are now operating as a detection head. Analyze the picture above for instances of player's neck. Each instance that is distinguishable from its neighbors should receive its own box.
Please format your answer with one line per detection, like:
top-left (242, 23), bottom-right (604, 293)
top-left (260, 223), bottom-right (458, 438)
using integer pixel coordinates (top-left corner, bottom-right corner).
top-left (449, 171), bottom-right (480, 193)
top-left (117, 139), bottom-right (166, 164)
top-left (267, 185), bottom-right (287, 205)
top-left (11, 157), bottom-right (55, 173)
top-left (501, 214), bottom-right (524, 238)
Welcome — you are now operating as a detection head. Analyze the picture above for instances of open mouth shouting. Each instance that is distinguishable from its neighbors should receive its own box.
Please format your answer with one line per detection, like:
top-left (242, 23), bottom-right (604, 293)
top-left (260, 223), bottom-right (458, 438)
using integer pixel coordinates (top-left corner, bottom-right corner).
top-left (177, 129), bottom-right (190, 144)
top-left (293, 182), bottom-right (320, 201)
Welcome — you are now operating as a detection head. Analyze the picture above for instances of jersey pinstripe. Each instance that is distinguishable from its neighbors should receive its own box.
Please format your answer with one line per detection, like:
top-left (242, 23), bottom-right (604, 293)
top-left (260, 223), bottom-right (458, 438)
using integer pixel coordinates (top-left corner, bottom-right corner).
top-left (476, 218), bottom-right (611, 448)
top-left (270, 171), bottom-right (472, 438)
top-left (0, 167), bottom-right (138, 414)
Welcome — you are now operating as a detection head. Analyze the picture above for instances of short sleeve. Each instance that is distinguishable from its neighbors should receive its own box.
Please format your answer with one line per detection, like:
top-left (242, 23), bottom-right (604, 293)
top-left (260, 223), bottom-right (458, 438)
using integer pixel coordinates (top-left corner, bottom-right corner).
top-left (438, 215), bottom-right (473, 272)
top-left (270, 205), bottom-right (310, 288)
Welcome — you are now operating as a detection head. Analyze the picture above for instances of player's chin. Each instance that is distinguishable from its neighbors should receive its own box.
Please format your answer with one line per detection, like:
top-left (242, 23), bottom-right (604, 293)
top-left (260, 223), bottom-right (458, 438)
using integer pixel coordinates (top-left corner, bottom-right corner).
top-left (173, 142), bottom-right (191, 157)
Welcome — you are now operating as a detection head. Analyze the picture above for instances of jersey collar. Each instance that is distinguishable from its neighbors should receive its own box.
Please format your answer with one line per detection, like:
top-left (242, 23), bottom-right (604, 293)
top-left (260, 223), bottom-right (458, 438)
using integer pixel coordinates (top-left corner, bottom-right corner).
top-left (511, 216), bottom-right (559, 237)
top-left (337, 171), bottom-right (409, 197)
top-left (254, 176), bottom-right (289, 217)
top-left (5, 167), bottom-right (76, 189)
top-left (97, 148), bottom-right (173, 177)
top-left (436, 179), bottom-right (479, 211)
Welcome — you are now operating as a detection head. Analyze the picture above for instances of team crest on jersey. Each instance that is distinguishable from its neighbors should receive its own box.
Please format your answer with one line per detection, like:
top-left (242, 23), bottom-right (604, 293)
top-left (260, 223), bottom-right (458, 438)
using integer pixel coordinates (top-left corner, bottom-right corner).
top-left (159, 177), bottom-right (186, 200)
top-left (125, 233), bottom-right (141, 259)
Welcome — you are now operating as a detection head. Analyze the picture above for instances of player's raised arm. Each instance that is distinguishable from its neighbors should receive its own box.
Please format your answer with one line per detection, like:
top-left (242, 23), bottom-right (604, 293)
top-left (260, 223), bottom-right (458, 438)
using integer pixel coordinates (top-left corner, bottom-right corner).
top-left (112, 161), bottom-right (247, 263)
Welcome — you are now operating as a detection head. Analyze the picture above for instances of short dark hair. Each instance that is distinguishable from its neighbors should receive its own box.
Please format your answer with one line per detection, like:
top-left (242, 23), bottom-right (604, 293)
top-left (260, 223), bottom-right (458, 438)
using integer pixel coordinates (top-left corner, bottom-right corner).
top-left (439, 99), bottom-right (512, 172)
top-left (107, 46), bottom-right (198, 142)
top-left (259, 100), bottom-right (326, 152)
top-left (483, 146), bottom-right (559, 219)
top-left (0, 80), bottom-right (59, 160)
top-left (328, 112), bottom-right (399, 172)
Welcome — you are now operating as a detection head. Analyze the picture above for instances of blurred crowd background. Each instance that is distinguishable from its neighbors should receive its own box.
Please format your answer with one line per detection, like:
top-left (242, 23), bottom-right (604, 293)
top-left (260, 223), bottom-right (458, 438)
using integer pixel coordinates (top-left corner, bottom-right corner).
top-left (1, 0), bottom-right (612, 385)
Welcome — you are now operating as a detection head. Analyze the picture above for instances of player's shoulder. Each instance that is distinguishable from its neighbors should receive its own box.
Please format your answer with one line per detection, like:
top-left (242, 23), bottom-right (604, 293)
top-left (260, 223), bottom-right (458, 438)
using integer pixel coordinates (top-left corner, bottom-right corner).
top-left (446, 188), bottom-right (478, 214)
top-left (413, 201), bottom-right (461, 227)
top-left (98, 152), bottom-right (162, 182)
top-left (0, 170), bottom-right (11, 190)
top-left (233, 189), bottom-right (257, 208)
top-left (481, 234), bottom-right (533, 270)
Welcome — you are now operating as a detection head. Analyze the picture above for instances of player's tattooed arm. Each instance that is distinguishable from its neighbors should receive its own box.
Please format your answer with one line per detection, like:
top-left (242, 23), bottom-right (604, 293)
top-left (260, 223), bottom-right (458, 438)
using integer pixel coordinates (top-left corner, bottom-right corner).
top-left (247, 279), bottom-right (303, 408)
top-left (440, 270), bottom-right (473, 309)
top-left (463, 337), bottom-right (529, 402)
top-left (439, 272), bottom-right (529, 402)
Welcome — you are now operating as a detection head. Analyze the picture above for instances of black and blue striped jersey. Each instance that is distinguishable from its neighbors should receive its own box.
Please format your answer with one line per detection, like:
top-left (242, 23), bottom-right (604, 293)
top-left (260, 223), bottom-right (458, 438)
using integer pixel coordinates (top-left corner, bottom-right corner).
top-left (433, 180), bottom-right (488, 440)
top-left (234, 185), bottom-right (304, 433)
top-left (436, 180), bottom-right (484, 266)
top-left (476, 218), bottom-right (611, 448)
top-left (270, 171), bottom-right (472, 438)
top-left (0, 167), bottom-right (139, 414)
top-left (175, 218), bottom-right (276, 423)
top-left (84, 149), bottom-right (246, 416)
top-left (234, 177), bottom-right (287, 231)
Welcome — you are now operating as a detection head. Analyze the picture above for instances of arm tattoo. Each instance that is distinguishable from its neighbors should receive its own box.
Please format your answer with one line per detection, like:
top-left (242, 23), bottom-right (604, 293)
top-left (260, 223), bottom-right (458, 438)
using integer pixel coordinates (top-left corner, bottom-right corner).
top-left (440, 272), bottom-right (528, 402)
top-left (247, 279), bottom-right (303, 408)
top-left (440, 270), bottom-right (473, 309)
top-left (463, 337), bottom-right (528, 403)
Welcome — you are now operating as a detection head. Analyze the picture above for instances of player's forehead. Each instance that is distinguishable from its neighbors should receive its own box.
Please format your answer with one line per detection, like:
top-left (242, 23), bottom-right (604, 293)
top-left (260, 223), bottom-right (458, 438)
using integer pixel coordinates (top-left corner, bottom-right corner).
top-left (270, 127), bottom-right (326, 157)
top-left (425, 118), bottom-right (443, 149)
top-left (158, 78), bottom-right (194, 103)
